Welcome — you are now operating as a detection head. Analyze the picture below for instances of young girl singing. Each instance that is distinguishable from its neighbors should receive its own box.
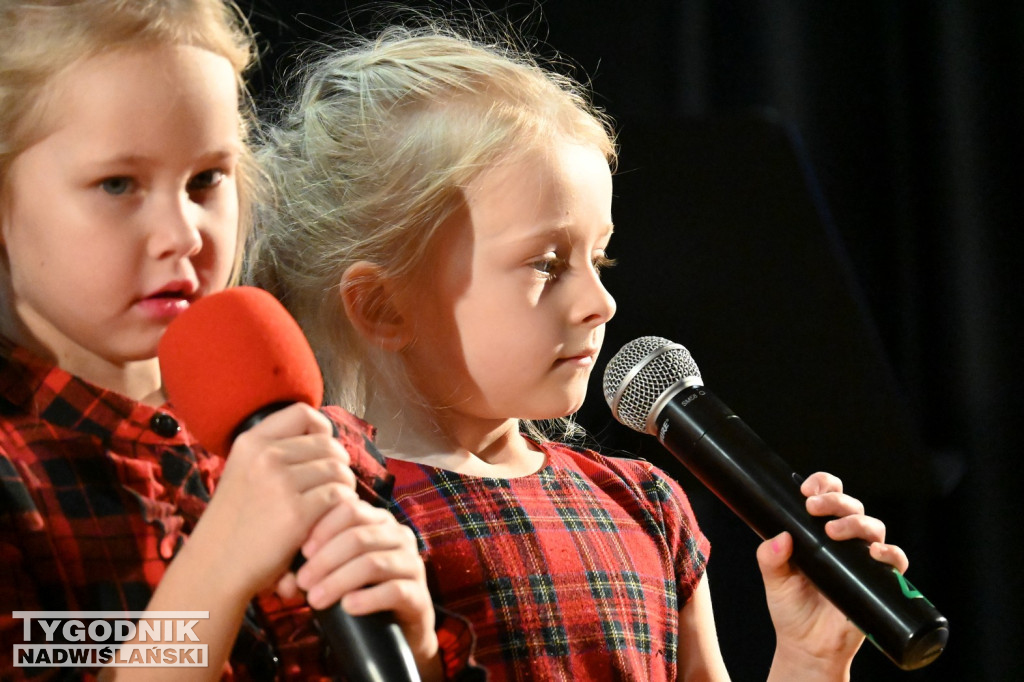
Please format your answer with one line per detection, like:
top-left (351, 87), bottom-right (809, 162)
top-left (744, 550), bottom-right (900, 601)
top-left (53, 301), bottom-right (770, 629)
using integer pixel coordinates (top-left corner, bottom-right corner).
top-left (249, 23), bottom-right (910, 681)
top-left (0, 2), bottom-right (446, 679)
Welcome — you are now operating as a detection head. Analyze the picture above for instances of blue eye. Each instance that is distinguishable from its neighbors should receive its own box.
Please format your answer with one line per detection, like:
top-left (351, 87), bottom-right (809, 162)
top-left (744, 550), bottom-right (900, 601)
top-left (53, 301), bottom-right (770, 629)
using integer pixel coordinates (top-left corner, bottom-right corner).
top-left (100, 177), bottom-right (134, 195)
top-left (532, 254), bottom-right (564, 279)
top-left (533, 259), bottom-right (555, 274)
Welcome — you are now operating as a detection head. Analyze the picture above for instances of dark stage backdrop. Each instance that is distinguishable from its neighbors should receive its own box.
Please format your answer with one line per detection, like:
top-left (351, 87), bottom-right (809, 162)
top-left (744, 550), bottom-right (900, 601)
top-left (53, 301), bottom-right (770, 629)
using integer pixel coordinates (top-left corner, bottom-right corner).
top-left (239, 2), bottom-right (1023, 680)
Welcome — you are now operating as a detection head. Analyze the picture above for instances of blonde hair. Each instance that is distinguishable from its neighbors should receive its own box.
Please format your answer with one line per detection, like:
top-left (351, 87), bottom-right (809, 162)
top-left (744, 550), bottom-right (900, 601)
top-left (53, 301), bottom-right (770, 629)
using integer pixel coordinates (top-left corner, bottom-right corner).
top-left (0, 0), bottom-right (259, 272)
top-left (248, 23), bottom-right (616, 439)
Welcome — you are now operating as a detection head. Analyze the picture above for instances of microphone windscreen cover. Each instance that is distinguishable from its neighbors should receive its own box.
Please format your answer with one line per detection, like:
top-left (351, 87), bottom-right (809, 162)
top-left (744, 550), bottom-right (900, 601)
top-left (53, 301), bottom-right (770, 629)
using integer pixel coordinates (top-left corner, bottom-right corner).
top-left (158, 286), bottom-right (323, 455)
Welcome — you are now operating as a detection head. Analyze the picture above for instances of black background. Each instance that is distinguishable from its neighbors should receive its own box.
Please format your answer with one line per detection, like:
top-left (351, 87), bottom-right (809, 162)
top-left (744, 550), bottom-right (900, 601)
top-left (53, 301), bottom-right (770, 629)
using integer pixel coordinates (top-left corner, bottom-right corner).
top-left (238, 2), bottom-right (1023, 680)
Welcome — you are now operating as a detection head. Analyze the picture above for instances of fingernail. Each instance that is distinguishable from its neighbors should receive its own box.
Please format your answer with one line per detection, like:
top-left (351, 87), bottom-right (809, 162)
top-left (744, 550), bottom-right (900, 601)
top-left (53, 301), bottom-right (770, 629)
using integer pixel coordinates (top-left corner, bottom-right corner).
top-left (771, 539), bottom-right (781, 554)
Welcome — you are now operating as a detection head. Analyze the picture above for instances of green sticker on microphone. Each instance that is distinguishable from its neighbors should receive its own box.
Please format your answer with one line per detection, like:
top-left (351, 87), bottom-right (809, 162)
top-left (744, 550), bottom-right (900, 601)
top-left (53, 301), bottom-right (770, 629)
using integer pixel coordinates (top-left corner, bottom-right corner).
top-left (894, 568), bottom-right (934, 606)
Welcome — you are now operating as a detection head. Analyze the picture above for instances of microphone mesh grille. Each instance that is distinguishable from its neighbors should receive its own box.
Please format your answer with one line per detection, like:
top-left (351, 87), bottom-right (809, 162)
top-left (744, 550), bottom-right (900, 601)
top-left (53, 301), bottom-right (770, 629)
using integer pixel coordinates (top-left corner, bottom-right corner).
top-left (602, 336), bottom-right (702, 434)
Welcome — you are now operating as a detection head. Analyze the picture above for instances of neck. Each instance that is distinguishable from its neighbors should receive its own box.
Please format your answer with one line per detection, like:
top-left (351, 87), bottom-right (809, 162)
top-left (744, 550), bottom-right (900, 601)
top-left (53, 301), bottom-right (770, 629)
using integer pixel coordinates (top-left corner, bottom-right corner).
top-left (365, 390), bottom-right (544, 478)
top-left (55, 350), bottom-right (164, 405)
top-left (0, 310), bottom-right (163, 406)
top-left (79, 358), bottom-right (165, 406)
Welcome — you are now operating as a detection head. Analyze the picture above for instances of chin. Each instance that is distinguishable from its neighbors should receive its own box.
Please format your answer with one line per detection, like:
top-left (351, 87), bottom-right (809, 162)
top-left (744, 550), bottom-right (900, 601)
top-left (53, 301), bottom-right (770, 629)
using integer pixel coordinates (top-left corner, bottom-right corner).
top-left (517, 383), bottom-right (590, 421)
top-left (519, 401), bottom-right (582, 421)
top-left (553, 395), bottom-right (588, 419)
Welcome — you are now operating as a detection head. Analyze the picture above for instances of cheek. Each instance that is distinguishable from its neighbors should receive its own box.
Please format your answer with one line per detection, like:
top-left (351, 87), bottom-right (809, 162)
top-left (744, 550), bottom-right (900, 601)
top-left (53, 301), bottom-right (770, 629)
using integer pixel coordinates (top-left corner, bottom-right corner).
top-left (200, 207), bottom-right (241, 278)
top-left (462, 310), bottom-right (540, 383)
top-left (220, 196), bottom-right (241, 249)
top-left (455, 296), bottom-right (511, 353)
top-left (1, 201), bottom-right (40, 254)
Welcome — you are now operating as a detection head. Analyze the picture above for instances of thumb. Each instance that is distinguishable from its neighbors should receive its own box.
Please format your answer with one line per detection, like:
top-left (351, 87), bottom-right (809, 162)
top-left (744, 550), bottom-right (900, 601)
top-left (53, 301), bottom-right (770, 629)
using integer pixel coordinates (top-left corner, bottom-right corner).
top-left (757, 531), bottom-right (795, 584)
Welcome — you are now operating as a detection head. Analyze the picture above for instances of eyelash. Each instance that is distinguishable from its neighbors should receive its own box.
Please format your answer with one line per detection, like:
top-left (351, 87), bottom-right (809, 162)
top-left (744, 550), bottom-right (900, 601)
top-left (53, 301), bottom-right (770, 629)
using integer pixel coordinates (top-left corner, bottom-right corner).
top-left (187, 168), bottom-right (226, 193)
top-left (97, 169), bottom-right (226, 198)
top-left (533, 252), bottom-right (616, 280)
top-left (593, 253), bottom-right (617, 273)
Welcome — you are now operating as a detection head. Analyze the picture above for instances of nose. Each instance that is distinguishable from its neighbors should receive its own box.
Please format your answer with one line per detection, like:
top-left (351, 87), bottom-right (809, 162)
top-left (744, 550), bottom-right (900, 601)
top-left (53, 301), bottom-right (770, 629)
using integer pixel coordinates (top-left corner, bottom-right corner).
top-left (574, 266), bottom-right (617, 326)
top-left (147, 192), bottom-right (203, 260)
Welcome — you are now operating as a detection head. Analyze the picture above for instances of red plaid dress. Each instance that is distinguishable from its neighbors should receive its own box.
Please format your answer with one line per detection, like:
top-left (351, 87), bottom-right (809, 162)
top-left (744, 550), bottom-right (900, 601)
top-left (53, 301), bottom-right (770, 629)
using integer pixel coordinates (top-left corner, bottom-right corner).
top-left (0, 345), bottom-right (477, 680)
top-left (388, 441), bottom-right (711, 681)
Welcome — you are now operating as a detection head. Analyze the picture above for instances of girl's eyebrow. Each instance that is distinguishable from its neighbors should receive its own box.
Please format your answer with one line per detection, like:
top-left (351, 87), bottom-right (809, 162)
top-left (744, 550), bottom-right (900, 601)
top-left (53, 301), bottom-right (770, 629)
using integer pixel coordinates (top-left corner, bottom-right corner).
top-left (194, 148), bottom-right (243, 166)
top-left (506, 223), bottom-right (615, 242)
top-left (88, 153), bottom-right (149, 168)
top-left (90, 147), bottom-right (241, 170)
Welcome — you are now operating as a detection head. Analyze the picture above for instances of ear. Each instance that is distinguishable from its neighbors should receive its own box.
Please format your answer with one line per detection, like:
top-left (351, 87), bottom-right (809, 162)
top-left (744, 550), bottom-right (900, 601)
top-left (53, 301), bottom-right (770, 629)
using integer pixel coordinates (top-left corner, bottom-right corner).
top-left (340, 261), bottom-right (410, 351)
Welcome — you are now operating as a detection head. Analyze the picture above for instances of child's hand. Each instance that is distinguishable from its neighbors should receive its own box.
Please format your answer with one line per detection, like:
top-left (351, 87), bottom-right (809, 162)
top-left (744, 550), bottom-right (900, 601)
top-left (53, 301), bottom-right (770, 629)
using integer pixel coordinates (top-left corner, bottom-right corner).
top-left (287, 499), bottom-right (440, 676)
top-left (755, 471), bottom-right (909, 679)
top-left (191, 403), bottom-right (358, 600)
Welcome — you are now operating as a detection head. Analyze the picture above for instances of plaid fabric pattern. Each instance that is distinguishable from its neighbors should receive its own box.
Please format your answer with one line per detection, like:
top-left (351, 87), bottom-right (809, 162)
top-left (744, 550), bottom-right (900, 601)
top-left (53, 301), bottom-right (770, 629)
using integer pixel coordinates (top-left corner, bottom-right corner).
top-left (0, 348), bottom-right (478, 680)
top-left (0, 345), bottom-right (223, 681)
top-left (388, 441), bottom-right (711, 681)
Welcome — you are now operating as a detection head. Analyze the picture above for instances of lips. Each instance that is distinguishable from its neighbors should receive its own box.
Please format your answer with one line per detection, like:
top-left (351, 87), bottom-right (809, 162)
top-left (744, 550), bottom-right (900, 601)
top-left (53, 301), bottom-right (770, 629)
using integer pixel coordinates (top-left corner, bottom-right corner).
top-left (145, 279), bottom-right (198, 301)
top-left (136, 280), bottom-right (198, 318)
top-left (556, 347), bottom-right (599, 366)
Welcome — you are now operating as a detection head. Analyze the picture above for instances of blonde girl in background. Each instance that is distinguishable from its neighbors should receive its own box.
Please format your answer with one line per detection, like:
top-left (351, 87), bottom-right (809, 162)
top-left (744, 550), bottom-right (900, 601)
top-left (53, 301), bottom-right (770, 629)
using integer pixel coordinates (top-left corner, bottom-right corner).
top-left (0, 2), bottom-right (445, 679)
top-left (249, 20), bottom-right (909, 681)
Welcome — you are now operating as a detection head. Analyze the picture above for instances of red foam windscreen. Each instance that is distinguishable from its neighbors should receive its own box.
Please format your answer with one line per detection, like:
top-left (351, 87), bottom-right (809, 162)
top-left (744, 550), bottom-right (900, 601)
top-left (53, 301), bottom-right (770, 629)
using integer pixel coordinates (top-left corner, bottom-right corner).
top-left (158, 286), bottom-right (324, 455)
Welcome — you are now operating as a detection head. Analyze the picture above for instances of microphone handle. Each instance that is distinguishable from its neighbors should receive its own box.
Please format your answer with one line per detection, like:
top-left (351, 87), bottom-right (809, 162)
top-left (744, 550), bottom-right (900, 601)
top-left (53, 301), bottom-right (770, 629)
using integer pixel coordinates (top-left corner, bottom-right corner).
top-left (289, 552), bottom-right (421, 682)
top-left (314, 607), bottom-right (420, 682)
top-left (655, 385), bottom-right (948, 671)
top-left (242, 403), bottom-right (420, 681)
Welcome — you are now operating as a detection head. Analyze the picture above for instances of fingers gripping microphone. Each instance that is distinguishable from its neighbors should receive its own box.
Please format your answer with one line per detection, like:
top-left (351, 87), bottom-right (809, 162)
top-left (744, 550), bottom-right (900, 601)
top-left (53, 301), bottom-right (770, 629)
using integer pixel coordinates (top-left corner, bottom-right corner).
top-left (603, 336), bottom-right (948, 671)
top-left (159, 286), bottom-right (420, 682)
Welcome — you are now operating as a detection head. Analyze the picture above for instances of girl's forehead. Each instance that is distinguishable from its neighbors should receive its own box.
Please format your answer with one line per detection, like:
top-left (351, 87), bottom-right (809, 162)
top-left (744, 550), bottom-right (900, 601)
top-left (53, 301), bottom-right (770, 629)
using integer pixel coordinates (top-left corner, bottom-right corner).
top-left (466, 141), bottom-right (610, 198)
top-left (33, 44), bottom-right (238, 132)
top-left (456, 141), bottom-right (613, 243)
top-left (8, 45), bottom-right (242, 199)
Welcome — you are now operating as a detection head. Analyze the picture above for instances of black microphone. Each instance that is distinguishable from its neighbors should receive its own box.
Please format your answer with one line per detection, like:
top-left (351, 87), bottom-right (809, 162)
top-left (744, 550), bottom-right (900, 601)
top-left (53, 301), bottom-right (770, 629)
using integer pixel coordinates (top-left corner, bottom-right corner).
top-left (602, 336), bottom-right (948, 671)
top-left (158, 286), bottom-right (420, 682)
